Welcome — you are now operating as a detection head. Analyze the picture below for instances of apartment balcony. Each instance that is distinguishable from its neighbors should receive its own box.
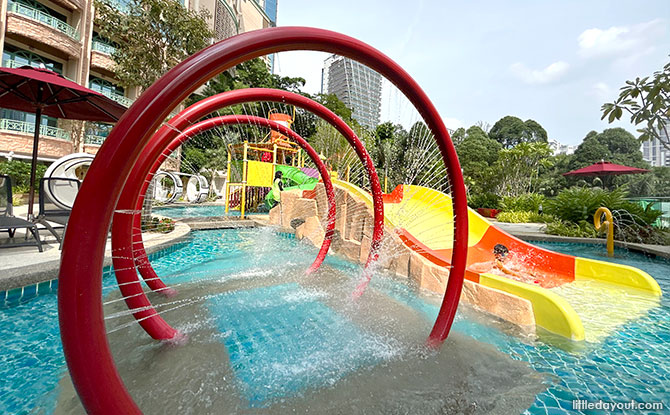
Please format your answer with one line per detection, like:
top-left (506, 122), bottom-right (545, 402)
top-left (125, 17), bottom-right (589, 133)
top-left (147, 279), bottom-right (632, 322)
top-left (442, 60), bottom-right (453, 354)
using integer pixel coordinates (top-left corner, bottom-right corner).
top-left (6, 1), bottom-right (82, 59)
top-left (99, 90), bottom-right (134, 108)
top-left (0, 119), bottom-right (73, 160)
top-left (49, 0), bottom-right (86, 12)
top-left (84, 134), bottom-right (106, 145)
top-left (90, 41), bottom-right (116, 72)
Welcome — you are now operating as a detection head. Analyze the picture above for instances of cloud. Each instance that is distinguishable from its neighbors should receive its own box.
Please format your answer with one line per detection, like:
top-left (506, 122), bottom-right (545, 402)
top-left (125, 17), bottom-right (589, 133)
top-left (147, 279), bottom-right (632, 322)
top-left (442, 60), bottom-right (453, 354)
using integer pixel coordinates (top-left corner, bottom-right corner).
top-left (509, 61), bottom-right (570, 85)
top-left (591, 82), bottom-right (612, 100)
top-left (577, 19), bottom-right (666, 59)
top-left (442, 117), bottom-right (464, 130)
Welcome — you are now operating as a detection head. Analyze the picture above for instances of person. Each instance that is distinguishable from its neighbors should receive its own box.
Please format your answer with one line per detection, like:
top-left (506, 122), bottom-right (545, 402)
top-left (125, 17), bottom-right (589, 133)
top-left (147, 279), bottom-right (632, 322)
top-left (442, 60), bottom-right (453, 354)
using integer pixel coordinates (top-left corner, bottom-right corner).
top-left (470, 243), bottom-right (539, 284)
top-left (270, 170), bottom-right (284, 208)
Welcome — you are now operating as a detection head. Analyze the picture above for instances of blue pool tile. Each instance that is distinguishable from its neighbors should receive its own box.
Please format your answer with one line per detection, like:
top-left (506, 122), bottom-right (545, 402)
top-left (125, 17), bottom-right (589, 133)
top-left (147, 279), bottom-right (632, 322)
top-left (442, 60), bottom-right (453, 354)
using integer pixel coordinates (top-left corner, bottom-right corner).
top-left (22, 284), bottom-right (37, 300)
top-left (7, 287), bottom-right (22, 301)
top-left (37, 281), bottom-right (51, 295)
top-left (207, 283), bottom-right (392, 407)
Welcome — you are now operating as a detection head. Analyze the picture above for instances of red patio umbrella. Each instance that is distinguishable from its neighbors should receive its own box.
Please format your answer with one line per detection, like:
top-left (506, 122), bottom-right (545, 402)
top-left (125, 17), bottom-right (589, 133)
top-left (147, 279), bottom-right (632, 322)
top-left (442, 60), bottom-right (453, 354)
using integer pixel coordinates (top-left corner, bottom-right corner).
top-left (562, 160), bottom-right (650, 177)
top-left (0, 66), bottom-right (126, 218)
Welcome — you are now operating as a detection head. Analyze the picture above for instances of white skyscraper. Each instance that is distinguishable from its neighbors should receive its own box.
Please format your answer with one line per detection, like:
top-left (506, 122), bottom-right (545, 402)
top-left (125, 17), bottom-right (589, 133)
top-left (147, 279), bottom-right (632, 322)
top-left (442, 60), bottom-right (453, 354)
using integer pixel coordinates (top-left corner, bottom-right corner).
top-left (642, 127), bottom-right (670, 167)
top-left (321, 55), bottom-right (382, 129)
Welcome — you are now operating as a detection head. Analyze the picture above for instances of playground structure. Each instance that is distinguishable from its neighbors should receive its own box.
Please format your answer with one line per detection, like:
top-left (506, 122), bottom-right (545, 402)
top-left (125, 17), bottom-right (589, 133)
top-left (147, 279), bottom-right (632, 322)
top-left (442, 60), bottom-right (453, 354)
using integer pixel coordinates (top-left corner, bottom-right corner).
top-left (152, 171), bottom-right (209, 204)
top-left (41, 153), bottom-right (93, 209)
top-left (222, 115), bottom-right (308, 217)
top-left (55, 26), bottom-right (662, 415)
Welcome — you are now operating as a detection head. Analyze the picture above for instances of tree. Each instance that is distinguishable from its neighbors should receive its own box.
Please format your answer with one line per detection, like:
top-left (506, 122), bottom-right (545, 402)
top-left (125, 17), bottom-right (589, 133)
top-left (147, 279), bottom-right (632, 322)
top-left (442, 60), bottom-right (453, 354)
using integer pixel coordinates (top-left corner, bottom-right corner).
top-left (493, 142), bottom-right (553, 197)
top-left (601, 57), bottom-right (670, 150)
top-left (489, 116), bottom-right (548, 148)
top-left (455, 126), bottom-right (501, 194)
top-left (535, 153), bottom-right (572, 196)
top-left (571, 128), bottom-right (646, 170)
top-left (95, 0), bottom-right (213, 89)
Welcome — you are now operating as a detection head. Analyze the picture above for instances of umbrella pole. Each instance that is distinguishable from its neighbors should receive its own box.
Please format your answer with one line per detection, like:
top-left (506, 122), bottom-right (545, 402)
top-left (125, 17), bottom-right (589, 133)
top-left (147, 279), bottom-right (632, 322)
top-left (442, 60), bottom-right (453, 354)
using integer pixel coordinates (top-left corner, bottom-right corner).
top-left (27, 105), bottom-right (42, 220)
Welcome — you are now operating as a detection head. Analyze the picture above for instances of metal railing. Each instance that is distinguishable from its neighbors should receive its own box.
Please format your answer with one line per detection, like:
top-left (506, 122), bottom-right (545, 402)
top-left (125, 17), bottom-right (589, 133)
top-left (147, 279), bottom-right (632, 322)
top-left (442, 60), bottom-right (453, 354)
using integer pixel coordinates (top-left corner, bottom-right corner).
top-left (98, 90), bottom-right (134, 107)
top-left (84, 134), bottom-right (106, 145)
top-left (7, 1), bottom-right (81, 41)
top-left (2, 59), bottom-right (76, 82)
top-left (0, 118), bottom-right (71, 141)
top-left (91, 40), bottom-right (116, 56)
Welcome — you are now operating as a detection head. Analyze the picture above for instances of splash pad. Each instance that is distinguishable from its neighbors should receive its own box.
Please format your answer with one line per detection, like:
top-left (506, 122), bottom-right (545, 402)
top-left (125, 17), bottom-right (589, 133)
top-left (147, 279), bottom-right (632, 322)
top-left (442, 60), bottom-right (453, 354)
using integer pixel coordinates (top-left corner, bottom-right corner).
top-left (57, 27), bottom-right (468, 413)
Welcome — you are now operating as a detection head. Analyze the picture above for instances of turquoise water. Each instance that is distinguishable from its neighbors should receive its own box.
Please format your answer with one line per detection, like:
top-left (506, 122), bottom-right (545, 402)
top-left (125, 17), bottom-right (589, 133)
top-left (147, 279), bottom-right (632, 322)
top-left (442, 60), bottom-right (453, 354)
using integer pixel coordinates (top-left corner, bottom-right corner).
top-left (2, 232), bottom-right (669, 414)
top-left (207, 283), bottom-right (389, 406)
top-left (154, 204), bottom-right (262, 218)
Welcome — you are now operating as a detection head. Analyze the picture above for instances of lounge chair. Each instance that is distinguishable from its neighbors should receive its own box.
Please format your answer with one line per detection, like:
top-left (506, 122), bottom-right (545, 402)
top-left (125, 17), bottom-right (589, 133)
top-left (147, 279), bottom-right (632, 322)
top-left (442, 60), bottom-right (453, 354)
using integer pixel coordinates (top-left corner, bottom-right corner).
top-left (0, 175), bottom-right (43, 252)
top-left (35, 177), bottom-right (80, 244)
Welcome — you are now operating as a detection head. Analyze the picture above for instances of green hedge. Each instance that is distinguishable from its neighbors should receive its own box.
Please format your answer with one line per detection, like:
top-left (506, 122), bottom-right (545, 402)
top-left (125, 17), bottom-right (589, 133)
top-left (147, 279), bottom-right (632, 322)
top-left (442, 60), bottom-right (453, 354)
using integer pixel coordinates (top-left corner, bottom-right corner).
top-left (0, 160), bottom-right (48, 194)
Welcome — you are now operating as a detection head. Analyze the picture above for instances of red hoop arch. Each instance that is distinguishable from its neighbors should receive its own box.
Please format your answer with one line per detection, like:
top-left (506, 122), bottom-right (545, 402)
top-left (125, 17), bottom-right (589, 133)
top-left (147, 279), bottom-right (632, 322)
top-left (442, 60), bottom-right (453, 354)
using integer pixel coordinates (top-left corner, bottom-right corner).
top-left (113, 88), bottom-right (382, 340)
top-left (58, 27), bottom-right (467, 414)
top-left (111, 114), bottom-right (338, 340)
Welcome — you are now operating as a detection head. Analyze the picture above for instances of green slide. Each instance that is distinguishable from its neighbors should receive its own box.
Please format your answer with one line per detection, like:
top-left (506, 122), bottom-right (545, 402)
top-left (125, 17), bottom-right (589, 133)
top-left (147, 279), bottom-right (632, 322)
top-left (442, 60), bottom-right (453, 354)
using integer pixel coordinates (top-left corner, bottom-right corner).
top-left (265, 165), bottom-right (318, 208)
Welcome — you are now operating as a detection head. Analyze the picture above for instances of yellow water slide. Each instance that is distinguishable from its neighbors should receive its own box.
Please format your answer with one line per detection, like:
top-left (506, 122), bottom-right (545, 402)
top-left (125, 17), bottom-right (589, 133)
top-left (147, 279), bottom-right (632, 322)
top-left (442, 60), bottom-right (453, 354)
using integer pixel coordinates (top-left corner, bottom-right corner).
top-left (333, 179), bottom-right (661, 342)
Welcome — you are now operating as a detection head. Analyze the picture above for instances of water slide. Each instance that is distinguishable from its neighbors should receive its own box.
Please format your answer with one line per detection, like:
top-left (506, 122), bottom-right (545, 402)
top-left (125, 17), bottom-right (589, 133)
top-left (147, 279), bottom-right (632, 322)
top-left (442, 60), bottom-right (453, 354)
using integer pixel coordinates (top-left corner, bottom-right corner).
top-left (265, 165), bottom-right (318, 208)
top-left (333, 180), bottom-right (662, 342)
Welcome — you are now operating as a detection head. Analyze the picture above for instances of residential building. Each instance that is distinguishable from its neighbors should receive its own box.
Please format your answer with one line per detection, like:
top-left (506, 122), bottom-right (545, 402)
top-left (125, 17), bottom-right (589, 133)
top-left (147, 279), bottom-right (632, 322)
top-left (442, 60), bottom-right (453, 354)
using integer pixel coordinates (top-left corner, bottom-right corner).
top-left (0, 0), bottom-right (274, 165)
top-left (321, 54), bottom-right (382, 129)
top-left (548, 138), bottom-right (577, 156)
top-left (642, 135), bottom-right (670, 167)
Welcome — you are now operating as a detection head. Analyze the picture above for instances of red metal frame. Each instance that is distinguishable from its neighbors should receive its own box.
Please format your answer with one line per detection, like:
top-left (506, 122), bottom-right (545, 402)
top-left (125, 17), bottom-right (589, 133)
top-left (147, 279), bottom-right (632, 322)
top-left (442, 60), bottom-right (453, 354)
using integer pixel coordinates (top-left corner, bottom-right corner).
top-left (111, 114), bottom-right (337, 340)
top-left (113, 89), bottom-right (378, 340)
top-left (58, 27), bottom-right (467, 414)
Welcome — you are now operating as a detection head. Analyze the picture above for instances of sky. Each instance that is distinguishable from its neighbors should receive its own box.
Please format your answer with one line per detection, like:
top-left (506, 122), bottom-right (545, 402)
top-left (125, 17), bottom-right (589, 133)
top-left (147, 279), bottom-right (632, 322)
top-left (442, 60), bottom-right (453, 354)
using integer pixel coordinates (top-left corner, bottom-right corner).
top-left (273, 0), bottom-right (670, 146)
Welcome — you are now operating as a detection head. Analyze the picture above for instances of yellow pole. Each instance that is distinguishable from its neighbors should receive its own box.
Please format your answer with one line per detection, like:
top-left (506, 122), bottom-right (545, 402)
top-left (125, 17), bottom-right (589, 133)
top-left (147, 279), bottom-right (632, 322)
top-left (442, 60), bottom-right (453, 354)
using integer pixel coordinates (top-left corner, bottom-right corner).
top-left (384, 175), bottom-right (388, 194)
top-left (594, 207), bottom-right (614, 257)
top-left (271, 143), bottom-right (277, 187)
top-left (224, 146), bottom-right (231, 214)
top-left (240, 141), bottom-right (248, 219)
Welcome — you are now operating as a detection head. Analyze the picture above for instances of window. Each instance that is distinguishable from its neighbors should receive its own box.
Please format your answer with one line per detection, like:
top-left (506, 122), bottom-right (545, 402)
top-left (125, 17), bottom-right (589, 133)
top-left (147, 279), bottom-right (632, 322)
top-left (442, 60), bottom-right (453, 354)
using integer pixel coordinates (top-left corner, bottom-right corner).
top-left (1, 46), bottom-right (62, 127)
top-left (88, 77), bottom-right (125, 97)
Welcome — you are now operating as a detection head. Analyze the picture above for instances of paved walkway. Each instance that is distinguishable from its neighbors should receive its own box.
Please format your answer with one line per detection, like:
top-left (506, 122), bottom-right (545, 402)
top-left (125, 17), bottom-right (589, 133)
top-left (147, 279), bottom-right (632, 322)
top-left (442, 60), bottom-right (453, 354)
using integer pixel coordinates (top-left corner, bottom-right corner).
top-left (493, 220), bottom-right (670, 259)
top-left (0, 217), bottom-right (191, 291)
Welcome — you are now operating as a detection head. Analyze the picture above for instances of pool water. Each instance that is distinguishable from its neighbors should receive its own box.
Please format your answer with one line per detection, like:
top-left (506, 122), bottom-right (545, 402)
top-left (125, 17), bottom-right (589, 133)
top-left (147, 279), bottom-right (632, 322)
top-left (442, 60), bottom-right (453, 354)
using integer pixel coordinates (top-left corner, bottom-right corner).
top-left (154, 204), bottom-right (263, 218)
top-left (1, 232), bottom-right (669, 414)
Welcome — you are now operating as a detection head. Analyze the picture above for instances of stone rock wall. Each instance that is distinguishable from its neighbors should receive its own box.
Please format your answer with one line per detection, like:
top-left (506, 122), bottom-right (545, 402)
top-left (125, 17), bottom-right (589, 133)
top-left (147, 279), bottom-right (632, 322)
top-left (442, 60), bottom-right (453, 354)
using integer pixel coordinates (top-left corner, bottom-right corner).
top-left (268, 183), bottom-right (535, 332)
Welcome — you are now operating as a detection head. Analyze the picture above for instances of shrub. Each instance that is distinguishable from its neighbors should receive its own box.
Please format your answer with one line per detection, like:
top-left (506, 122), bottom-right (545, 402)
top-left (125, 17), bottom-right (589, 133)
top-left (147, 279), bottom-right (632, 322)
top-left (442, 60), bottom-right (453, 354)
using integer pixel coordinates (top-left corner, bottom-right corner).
top-left (545, 220), bottom-right (598, 238)
top-left (0, 160), bottom-right (48, 192)
top-left (496, 211), bottom-right (556, 223)
top-left (142, 216), bottom-right (175, 233)
top-left (468, 192), bottom-right (500, 209)
top-left (500, 193), bottom-right (545, 213)
top-left (496, 211), bottom-right (533, 223)
top-left (546, 186), bottom-right (663, 228)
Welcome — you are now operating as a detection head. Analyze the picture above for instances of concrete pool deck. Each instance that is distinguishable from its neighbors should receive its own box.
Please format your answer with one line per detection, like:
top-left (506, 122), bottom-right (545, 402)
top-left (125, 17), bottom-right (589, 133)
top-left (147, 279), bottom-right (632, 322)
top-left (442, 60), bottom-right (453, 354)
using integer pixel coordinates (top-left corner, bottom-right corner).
top-left (0, 208), bottom-right (271, 291)
top-left (1, 209), bottom-right (666, 292)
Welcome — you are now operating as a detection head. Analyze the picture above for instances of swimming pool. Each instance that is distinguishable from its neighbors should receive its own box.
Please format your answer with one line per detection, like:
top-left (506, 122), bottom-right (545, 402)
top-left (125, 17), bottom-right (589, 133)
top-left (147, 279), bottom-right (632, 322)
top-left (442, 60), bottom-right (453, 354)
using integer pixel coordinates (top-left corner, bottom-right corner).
top-left (153, 204), bottom-right (263, 218)
top-left (1, 231), bottom-right (668, 414)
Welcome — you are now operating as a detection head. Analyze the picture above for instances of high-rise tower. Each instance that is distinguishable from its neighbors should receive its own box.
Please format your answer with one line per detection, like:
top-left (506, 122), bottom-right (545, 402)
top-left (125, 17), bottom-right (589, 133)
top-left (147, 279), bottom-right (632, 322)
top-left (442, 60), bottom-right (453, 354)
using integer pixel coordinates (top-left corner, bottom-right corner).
top-left (321, 55), bottom-right (382, 129)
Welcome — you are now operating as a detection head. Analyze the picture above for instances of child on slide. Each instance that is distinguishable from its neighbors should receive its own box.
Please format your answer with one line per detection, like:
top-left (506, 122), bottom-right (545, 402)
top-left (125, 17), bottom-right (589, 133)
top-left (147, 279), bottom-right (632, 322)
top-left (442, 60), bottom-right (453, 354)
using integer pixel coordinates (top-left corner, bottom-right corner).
top-left (470, 244), bottom-right (540, 285)
top-left (270, 170), bottom-right (284, 208)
